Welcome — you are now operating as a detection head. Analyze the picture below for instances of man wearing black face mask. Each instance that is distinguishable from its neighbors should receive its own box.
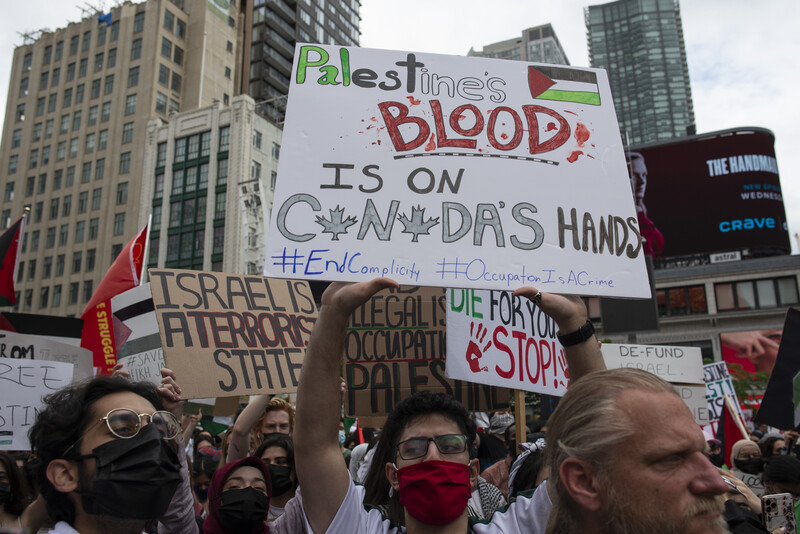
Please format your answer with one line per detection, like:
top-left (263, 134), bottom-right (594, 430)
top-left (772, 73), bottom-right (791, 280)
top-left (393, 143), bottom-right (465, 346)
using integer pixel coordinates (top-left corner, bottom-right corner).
top-left (28, 371), bottom-right (198, 534)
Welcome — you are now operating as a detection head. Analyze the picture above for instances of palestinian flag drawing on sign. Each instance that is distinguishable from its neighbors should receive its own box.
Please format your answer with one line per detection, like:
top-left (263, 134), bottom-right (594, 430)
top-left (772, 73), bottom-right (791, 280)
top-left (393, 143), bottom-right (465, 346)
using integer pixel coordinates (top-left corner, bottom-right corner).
top-left (528, 66), bottom-right (601, 106)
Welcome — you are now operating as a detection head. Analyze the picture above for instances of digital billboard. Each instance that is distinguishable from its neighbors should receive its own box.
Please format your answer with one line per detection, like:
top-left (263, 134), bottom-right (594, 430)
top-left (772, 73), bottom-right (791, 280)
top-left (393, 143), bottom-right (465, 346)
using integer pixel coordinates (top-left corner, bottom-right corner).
top-left (632, 128), bottom-right (790, 258)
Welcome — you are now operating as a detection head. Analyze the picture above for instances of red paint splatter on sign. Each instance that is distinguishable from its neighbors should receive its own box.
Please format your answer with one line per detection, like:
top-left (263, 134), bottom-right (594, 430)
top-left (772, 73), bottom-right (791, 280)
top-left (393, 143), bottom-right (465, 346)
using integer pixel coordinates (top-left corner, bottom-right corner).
top-left (575, 123), bottom-right (590, 147)
top-left (546, 122), bottom-right (557, 132)
top-left (564, 110), bottom-right (578, 116)
top-left (407, 96), bottom-right (421, 106)
top-left (500, 133), bottom-right (508, 140)
top-left (567, 150), bottom-right (583, 163)
top-left (424, 133), bottom-right (436, 152)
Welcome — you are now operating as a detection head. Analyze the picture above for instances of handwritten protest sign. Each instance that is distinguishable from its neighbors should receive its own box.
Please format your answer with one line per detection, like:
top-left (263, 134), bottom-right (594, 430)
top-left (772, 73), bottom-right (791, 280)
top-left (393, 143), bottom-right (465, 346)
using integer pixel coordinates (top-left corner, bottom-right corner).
top-left (703, 361), bottom-right (743, 436)
top-left (0, 359), bottom-right (74, 450)
top-left (446, 289), bottom-right (570, 396)
top-left (0, 330), bottom-right (92, 381)
top-left (601, 343), bottom-right (706, 424)
top-left (265, 44), bottom-right (649, 297)
top-left (344, 286), bottom-right (508, 424)
top-left (600, 343), bottom-right (704, 384)
top-left (150, 269), bottom-right (317, 399)
top-left (112, 284), bottom-right (165, 385)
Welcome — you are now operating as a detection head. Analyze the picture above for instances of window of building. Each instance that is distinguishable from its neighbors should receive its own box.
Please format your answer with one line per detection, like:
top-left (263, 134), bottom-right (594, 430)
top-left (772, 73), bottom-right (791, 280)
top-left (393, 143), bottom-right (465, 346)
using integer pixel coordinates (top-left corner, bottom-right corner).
top-left (133, 12), bottom-right (145, 33)
top-left (79, 58), bottom-right (88, 77)
top-left (119, 152), bottom-right (131, 174)
top-left (52, 67), bottom-right (60, 86)
top-left (104, 74), bottom-right (114, 94)
top-left (34, 73), bottom-right (43, 93)
top-left (75, 221), bottom-right (85, 243)
top-left (63, 87), bottom-right (73, 108)
top-left (253, 130), bottom-right (262, 149)
top-left (156, 142), bottom-right (167, 167)
top-left (37, 173), bottom-right (46, 194)
top-left (83, 281), bottom-right (93, 303)
top-left (122, 122), bottom-right (134, 144)
top-left (217, 159), bottom-right (228, 186)
top-left (4, 183), bottom-right (13, 202)
top-left (8, 155), bottom-right (18, 175)
top-left (164, 9), bottom-right (175, 31)
top-left (55, 40), bottom-right (63, 60)
top-left (92, 188), bottom-right (102, 210)
top-left (219, 126), bottom-right (230, 152)
top-left (272, 142), bottom-right (281, 160)
top-left (72, 251), bottom-right (82, 273)
top-left (223, 93), bottom-right (229, 105)
top-left (85, 132), bottom-right (95, 153)
top-left (49, 198), bottom-right (59, 219)
top-left (81, 162), bottom-right (91, 183)
top-left (69, 283), bottom-right (79, 304)
top-left (173, 46), bottom-right (184, 66)
top-left (101, 101), bottom-right (111, 122)
top-left (224, 67), bottom-right (231, 79)
top-left (107, 48), bottom-right (116, 68)
top-left (715, 277), bottom-right (800, 311)
top-left (87, 105), bottom-right (98, 126)
top-left (95, 52), bottom-right (104, 73)
top-left (117, 182), bottom-right (128, 204)
top-left (251, 161), bottom-right (261, 180)
top-left (46, 226), bottom-right (56, 247)
top-left (97, 25), bottom-right (107, 46)
top-left (53, 169), bottom-right (62, 189)
top-left (176, 19), bottom-right (186, 39)
top-left (43, 256), bottom-right (52, 278)
top-left (89, 218), bottom-right (99, 240)
top-left (656, 286), bottom-right (708, 317)
top-left (78, 191), bottom-right (88, 213)
top-left (27, 260), bottom-right (37, 280)
top-left (66, 166), bottom-right (75, 186)
top-left (39, 287), bottom-right (49, 309)
top-left (34, 201), bottom-right (43, 223)
top-left (59, 224), bottom-right (68, 245)
top-left (91, 79), bottom-right (101, 99)
top-left (69, 36), bottom-right (79, 56)
top-left (72, 110), bottom-right (82, 131)
top-left (67, 62), bottom-right (76, 81)
top-left (154, 173), bottom-right (164, 199)
top-left (155, 92), bottom-right (167, 114)
top-left (113, 213), bottom-right (125, 235)
top-left (75, 84), bottom-right (84, 104)
top-left (125, 94), bottom-right (137, 115)
top-left (48, 93), bottom-right (57, 112)
top-left (86, 249), bottom-right (96, 272)
top-left (45, 119), bottom-right (53, 138)
top-left (82, 30), bottom-right (91, 52)
top-left (128, 66), bottom-right (139, 87)
top-left (53, 285), bottom-right (62, 307)
top-left (23, 289), bottom-right (32, 310)
top-left (215, 191), bottom-right (226, 219)
top-left (12, 129), bottom-right (21, 148)
top-left (56, 255), bottom-right (65, 276)
top-left (158, 64), bottom-right (169, 87)
top-left (30, 230), bottom-right (39, 251)
top-left (131, 39), bottom-right (142, 61)
top-left (41, 146), bottom-right (51, 165)
top-left (213, 226), bottom-right (225, 254)
top-left (169, 99), bottom-right (180, 114)
top-left (59, 114), bottom-right (69, 134)
top-left (33, 122), bottom-right (42, 141)
top-left (23, 52), bottom-right (32, 71)
top-left (161, 37), bottom-right (172, 59)
top-left (69, 138), bottom-right (78, 158)
top-left (26, 177), bottom-right (35, 196)
top-left (62, 194), bottom-right (71, 216)
top-left (98, 129), bottom-right (108, 151)
top-left (110, 20), bottom-right (119, 41)
top-left (171, 72), bottom-right (182, 93)
top-left (95, 158), bottom-right (105, 180)
top-left (29, 149), bottom-right (39, 169)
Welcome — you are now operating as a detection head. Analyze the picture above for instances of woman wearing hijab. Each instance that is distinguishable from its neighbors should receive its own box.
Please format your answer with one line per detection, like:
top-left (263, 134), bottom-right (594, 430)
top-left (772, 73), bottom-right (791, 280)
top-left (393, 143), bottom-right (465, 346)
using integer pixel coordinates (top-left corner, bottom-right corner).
top-left (203, 456), bottom-right (271, 534)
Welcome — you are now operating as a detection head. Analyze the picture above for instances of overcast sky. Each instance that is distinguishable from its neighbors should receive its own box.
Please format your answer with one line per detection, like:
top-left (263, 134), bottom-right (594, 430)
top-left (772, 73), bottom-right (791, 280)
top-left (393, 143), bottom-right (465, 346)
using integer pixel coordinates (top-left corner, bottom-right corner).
top-left (2, 0), bottom-right (798, 251)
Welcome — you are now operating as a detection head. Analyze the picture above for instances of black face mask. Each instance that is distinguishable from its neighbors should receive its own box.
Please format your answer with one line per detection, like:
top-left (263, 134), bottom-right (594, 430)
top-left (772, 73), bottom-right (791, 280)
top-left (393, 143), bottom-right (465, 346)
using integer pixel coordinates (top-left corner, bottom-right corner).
top-left (0, 481), bottom-right (10, 506)
top-left (218, 487), bottom-right (269, 533)
top-left (194, 484), bottom-right (209, 502)
top-left (735, 457), bottom-right (764, 475)
top-left (708, 452), bottom-right (724, 467)
top-left (268, 464), bottom-right (293, 496)
top-left (76, 423), bottom-right (182, 519)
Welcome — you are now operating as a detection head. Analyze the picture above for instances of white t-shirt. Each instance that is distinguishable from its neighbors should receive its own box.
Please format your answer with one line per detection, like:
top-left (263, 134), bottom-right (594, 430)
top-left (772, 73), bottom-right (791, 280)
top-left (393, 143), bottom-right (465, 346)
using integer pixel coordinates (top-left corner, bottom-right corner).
top-left (296, 476), bottom-right (551, 533)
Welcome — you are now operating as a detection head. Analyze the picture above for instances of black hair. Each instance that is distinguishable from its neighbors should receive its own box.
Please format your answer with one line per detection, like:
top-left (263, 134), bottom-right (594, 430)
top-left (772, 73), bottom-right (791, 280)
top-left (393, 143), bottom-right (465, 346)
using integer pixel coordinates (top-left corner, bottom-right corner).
top-left (509, 447), bottom-right (546, 499)
top-left (760, 436), bottom-right (786, 458)
top-left (362, 390), bottom-right (476, 526)
top-left (763, 455), bottom-right (800, 484)
top-left (192, 451), bottom-right (220, 481)
top-left (254, 433), bottom-right (296, 471)
top-left (0, 451), bottom-right (31, 516)
top-left (27, 376), bottom-right (162, 525)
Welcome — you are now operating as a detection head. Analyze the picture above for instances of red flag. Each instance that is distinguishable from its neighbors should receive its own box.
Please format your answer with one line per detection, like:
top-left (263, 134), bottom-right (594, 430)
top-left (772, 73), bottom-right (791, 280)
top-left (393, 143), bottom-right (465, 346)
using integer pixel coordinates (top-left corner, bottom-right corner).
top-left (721, 395), bottom-right (748, 468)
top-left (80, 224), bottom-right (147, 374)
top-left (0, 216), bottom-right (25, 306)
top-left (82, 224), bottom-right (147, 316)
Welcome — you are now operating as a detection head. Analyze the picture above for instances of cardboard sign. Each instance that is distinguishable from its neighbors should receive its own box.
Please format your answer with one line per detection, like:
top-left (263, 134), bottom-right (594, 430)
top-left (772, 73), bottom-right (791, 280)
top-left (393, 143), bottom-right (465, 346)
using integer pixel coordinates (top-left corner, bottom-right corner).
top-left (0, 359), bottom-right (74, 450)
top-left (600, 343), bottom-right (704, 384)
top-left (265, 44), bottom-right (650, 297)
top-left (344, 286), bottom-right (508, 423)
top-left (703, 361), bottom-right (743, 435)
top-left (446, 289), bottom-right (570, 396)
top-left (675, 384), bottom-right (711, 427)
top-left (149, 269), bottom-right (317, 399)
top-left (0, 330), bottom-right (92, 381)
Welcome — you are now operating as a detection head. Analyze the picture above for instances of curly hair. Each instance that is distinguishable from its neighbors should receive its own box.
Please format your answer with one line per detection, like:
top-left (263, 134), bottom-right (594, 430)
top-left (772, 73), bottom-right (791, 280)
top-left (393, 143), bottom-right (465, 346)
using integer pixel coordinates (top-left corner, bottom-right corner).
top-left (27, 377), bottom-right (161, 524)
top-left (250, 397), bottom-right (296, 450)
top-left (0, 451), bottom-right (32, 516)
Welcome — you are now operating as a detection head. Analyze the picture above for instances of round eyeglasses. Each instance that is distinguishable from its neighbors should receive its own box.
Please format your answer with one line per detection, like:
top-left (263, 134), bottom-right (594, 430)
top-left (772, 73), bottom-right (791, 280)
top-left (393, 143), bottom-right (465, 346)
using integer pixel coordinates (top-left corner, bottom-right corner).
top-left (63, 408), bottom-right (180, 457)
top-left (395, 434), bottom-right (468, 461)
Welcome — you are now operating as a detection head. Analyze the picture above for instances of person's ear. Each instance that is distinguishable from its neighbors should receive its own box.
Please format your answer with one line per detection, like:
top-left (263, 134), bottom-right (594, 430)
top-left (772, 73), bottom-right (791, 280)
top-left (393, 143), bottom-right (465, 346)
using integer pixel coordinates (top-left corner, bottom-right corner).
top-left (469, 458), bottom-right (480, 489)
top-left (559, 458), bottom-right (603, 512)
top-left (46, 459), bottom-right (80, 493)
top-left (385, 462), bottom-right (400, 492)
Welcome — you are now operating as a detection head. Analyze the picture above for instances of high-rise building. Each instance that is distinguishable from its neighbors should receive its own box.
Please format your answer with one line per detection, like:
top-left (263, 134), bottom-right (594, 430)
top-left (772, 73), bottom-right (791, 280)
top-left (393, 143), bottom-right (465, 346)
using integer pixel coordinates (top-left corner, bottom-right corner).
top-left (585, 0), bottom-right (695, 145)
top-left (0, 0), bottom-right (243, 315)
top-left (468, 24), bottom-right (569, 65)
top-left (241, 0), bottom-right (361, 123)
top-left (142, 95), bottom-right (281, 275)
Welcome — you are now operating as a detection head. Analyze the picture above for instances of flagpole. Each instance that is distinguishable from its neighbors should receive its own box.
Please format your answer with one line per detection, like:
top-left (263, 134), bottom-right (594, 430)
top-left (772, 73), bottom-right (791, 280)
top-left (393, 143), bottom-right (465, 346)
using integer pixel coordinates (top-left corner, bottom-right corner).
top-left (724, 394), bottom-right (749, 438)
top-left (14, 207), bottom-right (30, 297)
top-left (141, 214), bottom-right (152, 285)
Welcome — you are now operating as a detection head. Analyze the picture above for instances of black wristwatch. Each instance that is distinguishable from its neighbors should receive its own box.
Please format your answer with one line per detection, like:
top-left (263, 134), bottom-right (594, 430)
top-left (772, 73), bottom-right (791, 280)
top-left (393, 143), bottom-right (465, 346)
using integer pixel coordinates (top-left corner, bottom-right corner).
top-left (556, 320), bottom-right (595, 347)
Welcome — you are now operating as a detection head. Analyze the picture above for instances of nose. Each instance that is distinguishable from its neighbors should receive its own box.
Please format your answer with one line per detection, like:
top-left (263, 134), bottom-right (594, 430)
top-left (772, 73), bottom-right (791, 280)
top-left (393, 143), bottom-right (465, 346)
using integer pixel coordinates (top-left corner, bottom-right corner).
top-left (689, 452), bottom-right (729, 496)
top-left (424, 439), bottom-right (444, 462)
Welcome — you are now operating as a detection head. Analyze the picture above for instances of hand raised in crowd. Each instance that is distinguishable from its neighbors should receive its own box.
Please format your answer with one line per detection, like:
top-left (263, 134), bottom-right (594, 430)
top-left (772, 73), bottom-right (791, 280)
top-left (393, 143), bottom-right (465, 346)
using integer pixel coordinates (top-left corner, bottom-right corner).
top-left (158, 367), bottom-right (185, 420)
top-left (320, 278), bottom-right (400, 320)
top-left (514, 286), bottom-right (589, 333)
top-left (110, 361), bottom-right (131, 381)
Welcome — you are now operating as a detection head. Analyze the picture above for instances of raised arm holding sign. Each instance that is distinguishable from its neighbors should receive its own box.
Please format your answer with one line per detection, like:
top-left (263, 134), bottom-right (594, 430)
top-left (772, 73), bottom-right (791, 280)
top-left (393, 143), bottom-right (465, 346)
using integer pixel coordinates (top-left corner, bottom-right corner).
top-left (294, 279), bottom-right (605, 533)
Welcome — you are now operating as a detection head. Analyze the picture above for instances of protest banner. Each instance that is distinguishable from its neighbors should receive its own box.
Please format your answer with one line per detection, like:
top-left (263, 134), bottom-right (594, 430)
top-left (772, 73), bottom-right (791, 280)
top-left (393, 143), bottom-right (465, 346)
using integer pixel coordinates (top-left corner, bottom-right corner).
top-left (446, 289), bottom-right (570, 396)
top-left (600, 343), bottom-right (704, 384)
top-left (601, 343), bottom-right (706, 425)
top-left (150, 269), bottom-right (317, 399)
top-left (0, 359), bottom-right (73, 450)
top-left (265, 44), bottom-right (650, 297)
top-left (702, 361), bottom-right (743, 436)
top-left (344, 286), bottom-right (508, 424)
top-left (112, 284), bottom-right (165, 385)
top-left (0, 329), bottom-right (92, 381)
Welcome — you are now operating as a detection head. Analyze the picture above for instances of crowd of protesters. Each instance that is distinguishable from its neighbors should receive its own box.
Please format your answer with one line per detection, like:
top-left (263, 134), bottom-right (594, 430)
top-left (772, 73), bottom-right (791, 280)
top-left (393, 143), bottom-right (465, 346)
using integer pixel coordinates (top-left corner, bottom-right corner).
top-left (2, 279), bottom-right (799, 533)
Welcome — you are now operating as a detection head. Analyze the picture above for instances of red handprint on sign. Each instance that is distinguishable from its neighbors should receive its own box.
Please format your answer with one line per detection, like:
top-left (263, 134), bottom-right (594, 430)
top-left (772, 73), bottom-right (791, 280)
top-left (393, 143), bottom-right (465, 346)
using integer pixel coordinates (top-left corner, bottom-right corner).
top-left (465, 321), bottom-right (491, 373)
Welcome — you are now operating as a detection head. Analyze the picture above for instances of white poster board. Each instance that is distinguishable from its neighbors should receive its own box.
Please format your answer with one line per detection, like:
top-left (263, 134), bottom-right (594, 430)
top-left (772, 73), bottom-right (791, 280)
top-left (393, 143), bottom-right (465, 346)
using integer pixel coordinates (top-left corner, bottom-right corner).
top-left (0, 359), bottom-right (74, 450)
top-left (702, 361), bottom-right (743, 436)
top-left (0, 330), bottom-right (92, 381)
top-left (265, 44), bottom-right (650, 297)
top-left (600, 343), bottom-right (704, 384)
top-left (446, 289), bottom-right (570, 396)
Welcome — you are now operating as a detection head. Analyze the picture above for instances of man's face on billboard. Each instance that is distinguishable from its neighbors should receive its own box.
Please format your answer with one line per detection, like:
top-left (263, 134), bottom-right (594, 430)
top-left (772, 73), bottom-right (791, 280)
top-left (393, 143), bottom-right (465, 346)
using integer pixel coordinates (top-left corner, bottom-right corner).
top-left (630, 157), bottom-right (648, 202)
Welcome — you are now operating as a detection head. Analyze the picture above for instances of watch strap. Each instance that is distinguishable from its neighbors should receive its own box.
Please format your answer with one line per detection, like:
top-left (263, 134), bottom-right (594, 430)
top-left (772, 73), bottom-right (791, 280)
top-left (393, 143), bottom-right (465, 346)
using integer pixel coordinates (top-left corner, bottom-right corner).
top-left (556, 320), bottom-right (595, 347)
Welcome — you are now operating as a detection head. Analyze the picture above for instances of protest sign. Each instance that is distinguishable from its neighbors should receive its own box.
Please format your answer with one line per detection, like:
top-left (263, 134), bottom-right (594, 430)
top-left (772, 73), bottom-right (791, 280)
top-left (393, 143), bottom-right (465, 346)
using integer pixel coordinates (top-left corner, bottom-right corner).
top-left (600, 343), bottom-right (704, 384)
top-left (0, 329), bottom-right (92, 381)
top-left (344, 286), bottom-right (508, 423)
top-left (265, 44), bottom-right (650, 297)
top-left (0, 359), bottom-right (73, 450)
top-left (446, 289), bottom-right (570, 396)
top-left (703, 361), bottom-right (743, 435)
top-left (112, 284), bottom-right (165, 385)
top-left (150, 269), bottom-right (317, 399)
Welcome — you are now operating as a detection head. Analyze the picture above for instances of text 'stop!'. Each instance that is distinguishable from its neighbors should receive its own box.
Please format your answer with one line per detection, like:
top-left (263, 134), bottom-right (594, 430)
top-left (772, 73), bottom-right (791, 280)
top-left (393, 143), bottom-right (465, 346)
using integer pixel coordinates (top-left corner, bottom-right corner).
top-left (265, 44), bottom-right (650, 298)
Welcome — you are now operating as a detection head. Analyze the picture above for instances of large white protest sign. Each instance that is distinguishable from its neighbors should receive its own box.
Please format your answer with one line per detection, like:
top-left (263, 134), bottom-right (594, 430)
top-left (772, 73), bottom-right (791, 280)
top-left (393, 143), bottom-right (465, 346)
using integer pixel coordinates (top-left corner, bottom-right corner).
top-left (446, 289), bottom-right (570, 396)
top-left (702, 361), bottom-right (743, 436)
top-left (600, 343), bottom-right (704, 384)
top-left (265, 44), bottom-right (650, 297)
top-left (0, 330), bottom-right (92, 381)
top-left (0, 359), bottom-right (74, 450)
